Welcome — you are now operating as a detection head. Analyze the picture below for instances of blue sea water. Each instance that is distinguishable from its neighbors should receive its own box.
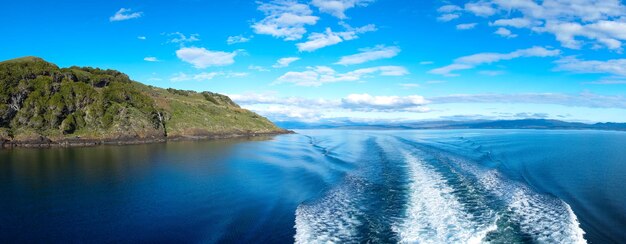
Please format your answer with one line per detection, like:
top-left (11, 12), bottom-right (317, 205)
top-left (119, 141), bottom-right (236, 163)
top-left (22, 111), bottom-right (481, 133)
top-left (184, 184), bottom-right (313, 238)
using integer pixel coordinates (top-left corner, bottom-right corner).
top-left (0, 129), bottom-right (624, 243)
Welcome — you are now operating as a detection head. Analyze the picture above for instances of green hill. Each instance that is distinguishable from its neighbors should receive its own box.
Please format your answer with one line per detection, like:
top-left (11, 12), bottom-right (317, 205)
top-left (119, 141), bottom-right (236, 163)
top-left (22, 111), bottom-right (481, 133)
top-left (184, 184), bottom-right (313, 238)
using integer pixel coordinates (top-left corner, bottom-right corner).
top-left (0, 57), bottom-right (288, 147)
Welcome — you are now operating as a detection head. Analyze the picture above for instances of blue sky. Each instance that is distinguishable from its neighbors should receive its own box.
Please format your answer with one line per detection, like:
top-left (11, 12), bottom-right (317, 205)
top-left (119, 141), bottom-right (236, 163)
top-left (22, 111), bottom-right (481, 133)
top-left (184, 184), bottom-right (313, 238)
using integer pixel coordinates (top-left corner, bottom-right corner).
top-left (2, 0), bottom-right (626, 122)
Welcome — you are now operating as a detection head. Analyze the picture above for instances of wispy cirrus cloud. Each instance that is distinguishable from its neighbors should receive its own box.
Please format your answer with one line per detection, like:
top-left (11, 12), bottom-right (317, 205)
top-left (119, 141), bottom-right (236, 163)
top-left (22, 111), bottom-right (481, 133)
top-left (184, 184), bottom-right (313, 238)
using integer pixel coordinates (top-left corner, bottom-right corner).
top-left (143, 57), bottom-right (160, 62)
top-left (494, 27), bottom-right (517, 38)
top-left (555, 56), bottom-right (626, 84)
top-left (336, 45), bottom-right (400, 65)
top-left (110, 8), bottom-right (143, 22)
top-left (456, 23), bottom-right (478, 30)
top-left (464, 1), bottom-right (496, 17)
top-left (227, 35), bottom-right (252, 45)
top-left (490, 18), bottom-right (536, 28)
top-left (248, 65), bottom-right (270, 72)
top-left (584, 79), bottom-right (626, 85)
top-left (167, 32), bottom-right (200, 44)
top-left (437, 13), bottom-right (460, 22)
top-left (399, 83), bottom-right (420, 89)
top-left (478, 70), bottom-right (505, 76)
top-left (436, 4), bottom-right (462, 22)
top-left (171, 72), bottom-right (221, 82)
top-left (273, 57), bottom-right (300, 68)
top-left (275, 65), bottom-right (408, 86)
top-left (555, 56), bottom-right (626, 77)
top-left (430, 92), bottom-right (626, 109)
top-left (170, 71), bottom-right (248, 82)
top-left (296, 24), bottom-right (376, 52)
top-left (430, 46), bottom-right (560, 76)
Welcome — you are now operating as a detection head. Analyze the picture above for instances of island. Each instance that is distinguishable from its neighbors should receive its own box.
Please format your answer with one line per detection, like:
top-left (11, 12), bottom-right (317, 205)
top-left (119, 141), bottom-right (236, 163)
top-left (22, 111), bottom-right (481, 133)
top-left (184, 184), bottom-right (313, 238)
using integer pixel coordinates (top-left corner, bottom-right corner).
top-left (0, 57), bottom-right (290, 147)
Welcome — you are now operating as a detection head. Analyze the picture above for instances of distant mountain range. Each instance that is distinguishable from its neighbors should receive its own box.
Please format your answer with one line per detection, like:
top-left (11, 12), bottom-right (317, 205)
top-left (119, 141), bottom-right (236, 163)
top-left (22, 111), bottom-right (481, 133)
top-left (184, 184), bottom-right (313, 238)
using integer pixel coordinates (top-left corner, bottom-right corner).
top-left (275, 119), bottom-right (626, 131)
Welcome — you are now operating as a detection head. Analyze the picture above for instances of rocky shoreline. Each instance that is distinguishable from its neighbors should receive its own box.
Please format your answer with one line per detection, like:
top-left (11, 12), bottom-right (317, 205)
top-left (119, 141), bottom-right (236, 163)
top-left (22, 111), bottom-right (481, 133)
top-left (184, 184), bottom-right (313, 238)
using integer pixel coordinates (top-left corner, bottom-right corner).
top-left (0, 130), bottom-right (294, 148)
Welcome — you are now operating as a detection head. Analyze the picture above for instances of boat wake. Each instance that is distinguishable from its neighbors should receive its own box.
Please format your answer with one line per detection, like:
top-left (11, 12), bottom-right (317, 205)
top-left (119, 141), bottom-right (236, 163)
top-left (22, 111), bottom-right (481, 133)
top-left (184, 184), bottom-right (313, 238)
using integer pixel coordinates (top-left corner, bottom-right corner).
top-left (294, 134), bottom-right (586, 243)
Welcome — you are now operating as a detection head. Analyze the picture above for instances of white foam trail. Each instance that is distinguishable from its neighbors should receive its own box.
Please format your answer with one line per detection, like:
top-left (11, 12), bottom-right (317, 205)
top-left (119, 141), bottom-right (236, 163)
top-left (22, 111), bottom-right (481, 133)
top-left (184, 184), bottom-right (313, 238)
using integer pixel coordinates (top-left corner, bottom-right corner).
top-left (459, 159), bottom-right (587, 243)
top-left (393, 150), bottom-right (494, 243)
top-left (395, 137), bottom-right (586, 243)
top-left (295, 134), bottom-right (587, 243)
top-left (294, 178), bottom-right (364, 243)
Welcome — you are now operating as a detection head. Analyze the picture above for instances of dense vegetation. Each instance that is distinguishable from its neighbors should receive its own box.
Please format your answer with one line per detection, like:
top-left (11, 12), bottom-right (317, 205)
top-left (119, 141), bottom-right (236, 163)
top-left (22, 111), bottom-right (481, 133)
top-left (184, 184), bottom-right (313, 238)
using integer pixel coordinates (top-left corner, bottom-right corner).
top-left (0, 57), bottom-right (284, 145)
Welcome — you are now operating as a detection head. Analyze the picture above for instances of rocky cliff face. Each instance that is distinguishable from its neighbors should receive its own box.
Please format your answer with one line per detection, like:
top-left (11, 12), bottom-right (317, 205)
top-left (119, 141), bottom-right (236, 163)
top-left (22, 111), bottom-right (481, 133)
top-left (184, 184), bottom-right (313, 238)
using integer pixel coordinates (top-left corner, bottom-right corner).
top-left (0, 57), bottom-right (287, 147)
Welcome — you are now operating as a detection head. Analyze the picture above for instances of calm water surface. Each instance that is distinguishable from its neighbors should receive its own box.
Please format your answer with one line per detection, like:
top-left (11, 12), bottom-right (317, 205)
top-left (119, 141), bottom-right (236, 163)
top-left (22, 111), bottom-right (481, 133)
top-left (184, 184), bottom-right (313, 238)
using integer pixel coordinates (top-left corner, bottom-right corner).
top-left (0, 130), bottom-right (624, 243)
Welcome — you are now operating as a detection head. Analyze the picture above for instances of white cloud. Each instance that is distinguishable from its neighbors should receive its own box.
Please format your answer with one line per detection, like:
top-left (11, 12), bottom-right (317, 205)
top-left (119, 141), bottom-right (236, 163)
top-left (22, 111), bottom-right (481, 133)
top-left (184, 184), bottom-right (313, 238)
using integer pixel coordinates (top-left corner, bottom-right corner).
top-left (430, 46), bottom-right (561, 76)
top-left (249, 65), bottom-right (270, 72)
top-left (167, 32), bottom-right (200, 44)
top-left (494, 27), bottom-right (517, 38)
top-left (438, 5), bottom-right (462, 13)
top-left (176, 47), bottom-right (238, 68)
top-left (436, 4), bottom-right (464, 22)
top-left (437, 13), bottom-right (460, 22)
top-left (275, 65), bottom-right (408, 86)
top-left (419, 61), bottom-right (434, 65)
top-left (110, 8), bottom-right (143, 22)
top-left (455, 0), bottom-right (626, 50)
top-left (137, 36), bottom-right (147, 40)
top-left (311, 0), bottom-right (374, 19)
top-left (296, 28), bottom-right (343, 51)
top-left (296, 24), bottom-right (376, 51)
top-left (464, 2), bottom-right (496, 17)
top-left (537, 20), bottom-right (626, 50)
top-left (490, 18), bottom-right (535, 28)
top-left (227, 35), bottom-right (252, 45)
top-left (143, 57), bottom-right (159, 62)
top-left (336, 45), bottom-right (400, 65)
top-left (456, 23), bottom-right (478, 30)
top-left (252, 0), bottom-right (319, 41)
top-left (273, 57), bottom-right (300, 68)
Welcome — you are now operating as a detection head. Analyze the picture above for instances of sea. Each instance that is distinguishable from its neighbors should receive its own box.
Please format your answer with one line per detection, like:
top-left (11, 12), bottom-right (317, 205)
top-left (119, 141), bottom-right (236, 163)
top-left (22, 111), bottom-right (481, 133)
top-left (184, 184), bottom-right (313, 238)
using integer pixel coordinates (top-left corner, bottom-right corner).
top-left (1, 129), bottom-right (624, 243)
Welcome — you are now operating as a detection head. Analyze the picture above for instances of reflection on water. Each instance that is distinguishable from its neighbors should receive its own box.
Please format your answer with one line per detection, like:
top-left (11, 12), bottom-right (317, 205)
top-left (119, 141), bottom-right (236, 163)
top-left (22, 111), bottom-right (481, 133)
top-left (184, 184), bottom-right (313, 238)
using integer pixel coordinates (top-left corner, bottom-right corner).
top-left (0, 134), bottom-right (346, 243)
top-left (1, 130), bottom-right (625, 243)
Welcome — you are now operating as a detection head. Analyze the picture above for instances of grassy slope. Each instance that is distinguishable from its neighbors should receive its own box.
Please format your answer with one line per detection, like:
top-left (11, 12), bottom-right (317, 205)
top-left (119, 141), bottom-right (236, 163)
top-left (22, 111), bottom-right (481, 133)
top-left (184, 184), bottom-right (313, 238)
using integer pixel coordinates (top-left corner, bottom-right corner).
top-left (137, 83), bottom-right (281, 137)
top-left (0, 57), bottom-right (284, 144)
